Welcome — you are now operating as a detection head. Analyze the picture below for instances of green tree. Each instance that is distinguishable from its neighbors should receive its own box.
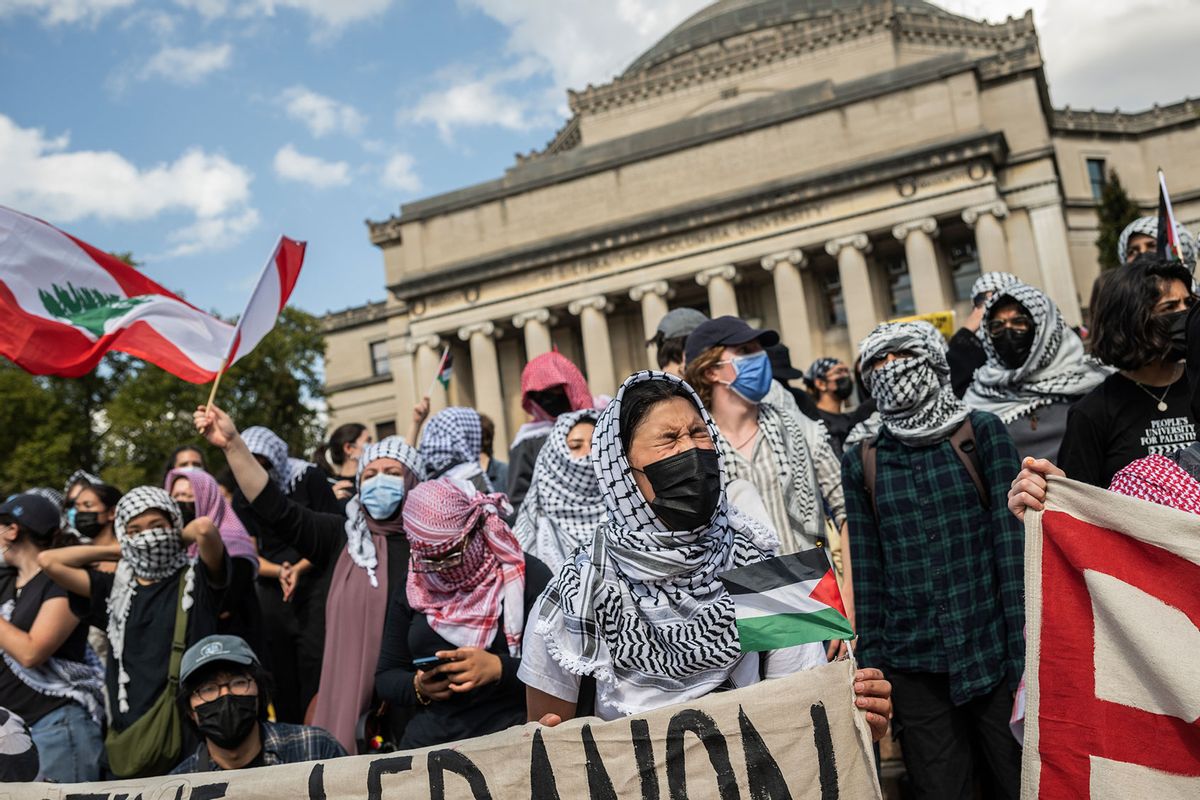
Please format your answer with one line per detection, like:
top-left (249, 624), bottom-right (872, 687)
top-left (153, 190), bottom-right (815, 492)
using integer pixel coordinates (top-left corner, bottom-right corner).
top-left (1095, 169), bottom-right (1142, 271)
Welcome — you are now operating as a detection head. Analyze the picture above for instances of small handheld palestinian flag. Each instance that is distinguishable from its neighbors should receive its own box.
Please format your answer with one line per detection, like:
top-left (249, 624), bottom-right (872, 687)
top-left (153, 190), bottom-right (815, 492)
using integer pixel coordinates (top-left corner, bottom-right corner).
top-left (436, 350), bottom-right (454, 388)
top-left (719, 549), bottom-right (854, 652)
top-left (1156, 168), bottom-right (1187, 266)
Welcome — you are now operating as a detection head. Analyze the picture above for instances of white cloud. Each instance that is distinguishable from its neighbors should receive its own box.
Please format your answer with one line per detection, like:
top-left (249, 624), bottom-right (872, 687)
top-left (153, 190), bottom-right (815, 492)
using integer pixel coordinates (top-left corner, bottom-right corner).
top-left (141, 42), bottom-right (233, 85)
top-left (272, 144), bottom-right (350, 188)
top-left (279, 85), bottom-right (366, 138)
top-left (0, 114), bottom-right (257, 254)
top-left (0, 0), bottom-right (134, 25)
top-left (407, 76), bottom-right (538, 141)
top-left (381, 153), bottom-right (420, 193)
top-left (164, 207), bottom-right (261, 257)
top-left (174, 0), bottom-right (392, 30)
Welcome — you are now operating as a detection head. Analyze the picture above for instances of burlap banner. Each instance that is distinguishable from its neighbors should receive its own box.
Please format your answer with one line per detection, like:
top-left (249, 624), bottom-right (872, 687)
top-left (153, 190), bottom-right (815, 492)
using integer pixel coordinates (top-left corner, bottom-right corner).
top-left (6, 659), bottom-right (881, 800)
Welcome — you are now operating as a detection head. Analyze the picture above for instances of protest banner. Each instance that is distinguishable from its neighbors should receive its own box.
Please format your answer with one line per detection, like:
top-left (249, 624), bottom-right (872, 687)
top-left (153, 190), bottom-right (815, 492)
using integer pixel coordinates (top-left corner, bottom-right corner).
top-left (887, 310), bottom-right (956, 339)
top-left (1022, 477), bottom-right (1200, 799)
top-left (5, 660), bottom-right (880, 800)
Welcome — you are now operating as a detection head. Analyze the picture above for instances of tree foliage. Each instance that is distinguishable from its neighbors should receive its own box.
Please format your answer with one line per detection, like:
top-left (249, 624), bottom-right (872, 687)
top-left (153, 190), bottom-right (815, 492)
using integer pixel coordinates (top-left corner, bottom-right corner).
top-left (1095, 169), bottom-right (1142, 272)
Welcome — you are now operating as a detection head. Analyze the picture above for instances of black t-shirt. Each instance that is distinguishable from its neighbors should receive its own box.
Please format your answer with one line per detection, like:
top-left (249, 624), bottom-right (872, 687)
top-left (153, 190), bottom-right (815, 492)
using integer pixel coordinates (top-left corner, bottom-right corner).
top-left (0, 572), bottom-right (89, 724)
top-left (1058, 373), bottom-right (1197, 488)
top-left (70, 561), bottom-right (229, 732)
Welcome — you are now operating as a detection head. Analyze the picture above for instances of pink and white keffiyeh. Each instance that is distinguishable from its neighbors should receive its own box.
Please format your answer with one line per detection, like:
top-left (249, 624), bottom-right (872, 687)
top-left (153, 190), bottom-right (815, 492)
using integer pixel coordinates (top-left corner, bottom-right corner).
top-left (1108, 454), bottom-right (1200, 515)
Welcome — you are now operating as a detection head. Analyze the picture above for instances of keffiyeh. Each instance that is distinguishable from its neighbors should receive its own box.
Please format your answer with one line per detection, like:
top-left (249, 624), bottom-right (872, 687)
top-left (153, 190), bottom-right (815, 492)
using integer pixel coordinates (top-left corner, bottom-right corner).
top-left (0, 600), bottom-right (105, 723)
top-left (343, 436), bottom-right (424, 587)
top-left (1109, 454), bottom-right (1200, 515)
top-left (1118, 216), bottom-right (1197, 268)
top-left (859, 322), bottom-right (969, 446)
top-left (803, 357), bottom-right (840, 389)
top-left (521, 351), bottom-right (593, 420)
top-left (512, 409), bottom-right (604, 573)
top-left (164, 468), bottom-right (258, 571)
top-left (107, 487), bottom-right (193, 713)
top-left (536, 371), bottom-right (779, 716)
top-left (964, 282), bottom-right (1109, 423)
top-left (970, 272), bottom-right (1020, 300)
top-left (241, 426), bottom-right (314, 494)
top-left (419, 407), bottom-right (482, 479)
top-left (404, 478), bottom-right (527, 654)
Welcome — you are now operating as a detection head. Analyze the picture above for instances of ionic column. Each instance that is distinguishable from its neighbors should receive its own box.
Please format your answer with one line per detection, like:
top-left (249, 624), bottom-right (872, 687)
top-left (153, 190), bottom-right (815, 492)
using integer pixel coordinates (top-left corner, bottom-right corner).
top-left (761, 249), bottom-right (813, 368)
top-left (405, 334), bottom-right (446, 411)
top-left (696, 265), bottom-right (739, 318)
top-left (512, 308), bottom-right (555, 359)
top-left (892, 217), bottom-right (949, 314)
top-left (825, 234), bottom-right (879, 346)
top-left (962, 201), bottom-right (1011, 277)
top-left (567, 295), bottom-right (616, 396)
top-left (1027, 202), bottom-right (1083, 327)
top-left (629, 280), bottom-right (672, 369)
top-left (457, 321), bottom-right (509, 449)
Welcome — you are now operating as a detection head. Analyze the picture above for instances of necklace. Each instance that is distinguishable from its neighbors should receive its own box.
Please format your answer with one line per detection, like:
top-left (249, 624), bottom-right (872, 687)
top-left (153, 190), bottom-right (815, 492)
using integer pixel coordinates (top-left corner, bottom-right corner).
top-left (1134, 380), bottom-right (1173, 412)
top-left (731, 424), bottom-right (758, 451)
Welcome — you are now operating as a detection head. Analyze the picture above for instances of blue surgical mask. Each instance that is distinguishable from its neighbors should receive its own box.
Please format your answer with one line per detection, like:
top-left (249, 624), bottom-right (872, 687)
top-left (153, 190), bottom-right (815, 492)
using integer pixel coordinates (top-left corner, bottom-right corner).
top-left (66, 507), bottom-right (77, 527)
top-left (722, 351), bottom-right (773, 404)
top-left (360, 474), bottom-right (406, 520)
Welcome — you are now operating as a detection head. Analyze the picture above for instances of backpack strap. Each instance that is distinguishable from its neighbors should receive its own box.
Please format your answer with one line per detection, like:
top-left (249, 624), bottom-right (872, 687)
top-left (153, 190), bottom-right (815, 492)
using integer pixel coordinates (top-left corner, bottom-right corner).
top-left (949, 417), bottom-right (990, 511)
top-left (861, 435), bottom-right (880, 522)
top-left (166, 567), bottom-right (191, 689)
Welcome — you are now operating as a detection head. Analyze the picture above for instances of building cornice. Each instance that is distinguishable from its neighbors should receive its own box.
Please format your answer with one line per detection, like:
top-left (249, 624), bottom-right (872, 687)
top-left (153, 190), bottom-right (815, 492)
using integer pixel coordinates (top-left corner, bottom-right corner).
top-left (324, 373), bottom-right (393, 394)
top-left (321, 300), bottom-right (397, 333)
top-left (1052, 98), bottom-right (1200, 138)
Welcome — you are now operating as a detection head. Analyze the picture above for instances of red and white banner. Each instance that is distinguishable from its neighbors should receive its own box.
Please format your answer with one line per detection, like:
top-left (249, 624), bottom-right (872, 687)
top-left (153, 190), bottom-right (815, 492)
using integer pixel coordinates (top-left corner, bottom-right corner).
top-left (0, 205), bottom-right (304, 383)
top-left (1023, 477), bottom-right (1200, 798)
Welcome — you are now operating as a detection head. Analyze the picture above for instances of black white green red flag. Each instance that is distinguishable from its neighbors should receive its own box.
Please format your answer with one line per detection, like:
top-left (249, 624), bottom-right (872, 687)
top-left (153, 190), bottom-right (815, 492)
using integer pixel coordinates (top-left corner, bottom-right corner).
top-left (1156, 169), bottom-right (1187, 266)
top-left (719, 548), bottom-right (854, 652)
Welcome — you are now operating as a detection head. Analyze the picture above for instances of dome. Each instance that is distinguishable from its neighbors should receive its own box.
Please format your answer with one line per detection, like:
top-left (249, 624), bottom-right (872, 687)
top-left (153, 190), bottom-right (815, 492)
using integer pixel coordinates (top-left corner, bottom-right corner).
top-left (623, 0), bottom-right (971, 76)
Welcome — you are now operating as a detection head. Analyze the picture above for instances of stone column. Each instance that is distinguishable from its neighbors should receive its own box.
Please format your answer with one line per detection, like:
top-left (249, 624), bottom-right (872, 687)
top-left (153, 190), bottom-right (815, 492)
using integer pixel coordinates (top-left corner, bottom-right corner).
top-left (1028, 203), bottom-right (1083, 327)
top-left (405, 334), bottom-right (446, 411)
top-left (567, 295), bottom-right (616, 396)
top-left (458, 321), bottom-right (509, 449)
top-left (892, 217), bottom-right (949, 314)
top-left (512, 308), bottom-right (555, 359)
top-left (825, 234), bottom-right (879, 346)
top-left (962, 201), bottom-right (1011, 278)
top-left (696, 265), bottom-right (739, 318)
top-left (761, 249), bottom-right (813, 368)
top-left (629, 280), bottom-right (672, 369)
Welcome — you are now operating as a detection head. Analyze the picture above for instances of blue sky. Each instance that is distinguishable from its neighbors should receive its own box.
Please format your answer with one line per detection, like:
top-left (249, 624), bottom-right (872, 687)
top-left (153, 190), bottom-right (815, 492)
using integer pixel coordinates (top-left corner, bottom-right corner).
top-left (3, 0), bottom-right (1196, 319)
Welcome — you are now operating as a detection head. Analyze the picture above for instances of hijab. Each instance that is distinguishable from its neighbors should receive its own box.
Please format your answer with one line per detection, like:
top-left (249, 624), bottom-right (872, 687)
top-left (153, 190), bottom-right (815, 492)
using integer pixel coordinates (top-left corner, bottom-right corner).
top-left (241, 426), bottom-right (314, 495)
top-left (164, 468), bottom-right (258, 572)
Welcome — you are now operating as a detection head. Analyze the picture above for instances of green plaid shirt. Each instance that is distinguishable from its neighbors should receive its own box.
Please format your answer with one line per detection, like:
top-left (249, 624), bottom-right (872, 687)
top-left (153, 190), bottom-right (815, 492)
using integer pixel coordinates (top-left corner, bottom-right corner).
top-left (842, 411), bottom-right (1024, 705)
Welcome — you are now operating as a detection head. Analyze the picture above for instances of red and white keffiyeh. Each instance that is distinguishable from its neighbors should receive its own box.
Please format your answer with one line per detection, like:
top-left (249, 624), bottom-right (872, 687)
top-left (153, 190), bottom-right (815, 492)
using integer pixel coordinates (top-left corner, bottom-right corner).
top-left (403, 478), bottom-right (527, 655)
top-left (1108, 454), bottom-right (1200, 515)
top-left (520, 351), bottom-right (593, 420)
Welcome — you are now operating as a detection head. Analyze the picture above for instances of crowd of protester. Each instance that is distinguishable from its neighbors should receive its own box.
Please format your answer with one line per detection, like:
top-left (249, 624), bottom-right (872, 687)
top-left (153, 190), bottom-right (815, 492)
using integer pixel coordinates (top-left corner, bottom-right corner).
top-left (0, 215), bottom-right (1195, 799)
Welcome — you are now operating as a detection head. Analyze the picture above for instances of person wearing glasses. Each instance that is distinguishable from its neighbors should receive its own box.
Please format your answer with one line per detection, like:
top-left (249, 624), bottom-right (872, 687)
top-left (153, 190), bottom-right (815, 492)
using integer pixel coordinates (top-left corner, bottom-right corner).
top-left (947, 272), bottom-right (1020, 397)
top-left (375, 478), bottom-right (551, 749)
top-left (964, 281), bottom-right (1108, 461)
top-left (171, 635), bottom-right (345, 774)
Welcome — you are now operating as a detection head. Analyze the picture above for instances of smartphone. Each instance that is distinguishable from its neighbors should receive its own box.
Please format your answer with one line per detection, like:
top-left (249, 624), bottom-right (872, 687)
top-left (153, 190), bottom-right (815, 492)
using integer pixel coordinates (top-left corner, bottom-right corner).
top-left (413, 655), bottom-right (452, 670)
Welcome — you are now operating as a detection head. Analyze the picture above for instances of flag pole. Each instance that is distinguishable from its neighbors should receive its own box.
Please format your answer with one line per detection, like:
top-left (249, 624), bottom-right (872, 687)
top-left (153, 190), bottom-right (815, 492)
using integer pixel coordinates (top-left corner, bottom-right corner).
top-left (204, 352), bottom-right (232, 414)
top-left (426, 345), bottom-right (449, 398)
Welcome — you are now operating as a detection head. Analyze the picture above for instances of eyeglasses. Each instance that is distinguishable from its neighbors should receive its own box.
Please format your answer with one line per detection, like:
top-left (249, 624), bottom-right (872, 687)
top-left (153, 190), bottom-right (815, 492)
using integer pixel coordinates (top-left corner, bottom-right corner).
top-left (413, 533), bottom-right (473, 573)
top-left (986, 316), bottom-right (1033, 336)
top-left (192, 675), bottom-right (255, 703)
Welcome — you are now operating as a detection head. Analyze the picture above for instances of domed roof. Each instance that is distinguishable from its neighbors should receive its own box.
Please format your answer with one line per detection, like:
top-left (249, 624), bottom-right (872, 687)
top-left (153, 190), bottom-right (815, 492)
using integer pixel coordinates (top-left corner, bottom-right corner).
top-left (624, 0), bottom-right (969, 75)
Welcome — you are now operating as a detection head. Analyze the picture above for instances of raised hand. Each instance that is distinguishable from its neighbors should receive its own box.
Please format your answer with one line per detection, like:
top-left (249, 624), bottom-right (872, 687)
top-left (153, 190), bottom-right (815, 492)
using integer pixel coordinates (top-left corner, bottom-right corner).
top-left (193, 404), bottom-right (239, 450)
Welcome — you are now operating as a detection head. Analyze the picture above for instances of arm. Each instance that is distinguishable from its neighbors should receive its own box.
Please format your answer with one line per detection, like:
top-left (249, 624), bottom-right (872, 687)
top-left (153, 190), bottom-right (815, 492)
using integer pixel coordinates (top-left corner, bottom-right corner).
top-left (527, 687), bottom-right (577, 727)
top-left (0, 597), bottom-right (80, 668)
top-left (841, 446), bottom-right (883, 668)
top-left (408, 397), bottom-right (431, 448)
top-left (948, 327), bottom-right (986, 399)
top-left (37, 545), bottom-right (118, 598)
top-left (247, 481), bottom-right (345, 567)
top-left (839, 522), bottom-right (855, 628)
top-left (182, 517), bottom-right (226, 582)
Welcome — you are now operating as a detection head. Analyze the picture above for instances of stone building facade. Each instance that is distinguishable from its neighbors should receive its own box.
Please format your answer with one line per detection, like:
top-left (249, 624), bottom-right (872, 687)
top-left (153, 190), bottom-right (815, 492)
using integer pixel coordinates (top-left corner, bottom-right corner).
top-left (323, 0), bottom-right (1200, 453)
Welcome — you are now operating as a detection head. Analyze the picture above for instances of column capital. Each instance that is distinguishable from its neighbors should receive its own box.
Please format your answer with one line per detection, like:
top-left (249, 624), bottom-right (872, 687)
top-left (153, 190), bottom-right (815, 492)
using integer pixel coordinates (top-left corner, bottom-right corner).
top-left (824, 234), bottom-right (872, 257)
top-left (962, 200), bottom-right (1009, 228)
top-left (695, 265), bottom-right (738, 287)
top-left (629, 280), bottom-right (673, 303)
top-left (404, 334), bottom-right (442, 354)
top-left (512, 308), bottom-right (556, 329)
top-left (568, 295), bottom-right (612, 316)
top-left (761, 249), bottom-right (806, 272)
top-left (457, 321), bottom-right (498, 342)
top-left (891, 217), bottom-right (939, 241)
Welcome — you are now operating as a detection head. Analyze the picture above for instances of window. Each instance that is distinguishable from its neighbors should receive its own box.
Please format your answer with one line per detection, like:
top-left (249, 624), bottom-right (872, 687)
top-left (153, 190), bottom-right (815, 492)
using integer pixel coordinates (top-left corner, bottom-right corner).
top-left (369, 340), bottom-right (390, 377)
top-left (819, 271), bottom-right (847, 328)
top-left (883, 257), bottom-right (915, 317)
top-left (375, 420), bottom-right (396, 439)
top-left (1086, 158), bottom-right (1107, 200)
top-left (947, 241), bottom-right (982, 302)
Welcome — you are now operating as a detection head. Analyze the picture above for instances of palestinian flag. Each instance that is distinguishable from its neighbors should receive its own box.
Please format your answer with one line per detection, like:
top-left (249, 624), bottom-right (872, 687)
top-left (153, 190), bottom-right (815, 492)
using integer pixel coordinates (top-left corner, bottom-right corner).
top-left (436, 349), bottom-right (453, 389)
top-left (1156, 169), bottom-right (1186, 265)
top-left (719, 549), bottom-right (854, 652)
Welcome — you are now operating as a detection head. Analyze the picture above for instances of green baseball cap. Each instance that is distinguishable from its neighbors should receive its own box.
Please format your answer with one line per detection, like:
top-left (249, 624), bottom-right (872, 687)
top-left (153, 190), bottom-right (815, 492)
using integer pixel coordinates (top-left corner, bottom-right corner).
top-left (181, 635), bottom-right (259, 684)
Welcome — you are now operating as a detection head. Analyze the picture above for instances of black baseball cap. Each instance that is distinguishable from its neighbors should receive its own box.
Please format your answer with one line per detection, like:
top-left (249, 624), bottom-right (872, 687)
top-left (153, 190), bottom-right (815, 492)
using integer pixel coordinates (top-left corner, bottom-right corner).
top-left (765, 343), bottom-right (804, 380)
top-left (684, 316), bottom-right (780, 363)
top-left (0, 493), bottom-right (61, 538)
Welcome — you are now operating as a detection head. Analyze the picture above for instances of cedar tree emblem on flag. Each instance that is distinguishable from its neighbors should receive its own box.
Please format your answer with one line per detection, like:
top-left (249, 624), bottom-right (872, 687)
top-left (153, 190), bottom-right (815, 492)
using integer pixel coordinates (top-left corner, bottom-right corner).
top-left (720, 548), bottom-right (854, 652)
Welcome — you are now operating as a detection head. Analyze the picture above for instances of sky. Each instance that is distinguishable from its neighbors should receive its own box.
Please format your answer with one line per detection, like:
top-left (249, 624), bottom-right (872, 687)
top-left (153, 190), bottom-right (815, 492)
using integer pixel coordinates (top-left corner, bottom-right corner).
top-left (2, 0), bottom-right (1198, 319)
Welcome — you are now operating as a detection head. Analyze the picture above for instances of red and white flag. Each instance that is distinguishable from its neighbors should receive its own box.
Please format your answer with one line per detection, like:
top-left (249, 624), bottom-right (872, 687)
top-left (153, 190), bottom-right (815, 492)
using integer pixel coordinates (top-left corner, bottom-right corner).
top-left (1023, 477), bottom-right (1200, 798)
top-left (0, 205), bottom-right (304, 383)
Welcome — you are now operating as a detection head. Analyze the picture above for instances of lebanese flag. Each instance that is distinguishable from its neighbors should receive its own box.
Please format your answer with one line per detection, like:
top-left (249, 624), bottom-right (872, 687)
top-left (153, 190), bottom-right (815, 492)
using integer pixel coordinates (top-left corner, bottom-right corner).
top-left (1023, 477), bottom-right (1200, 798)
top-left (719, 549), bottom-right (854, 652)
top-left (1156, 169), bottom-right (1187, 265)
top-left (0, 205), bottom-right (304, 383)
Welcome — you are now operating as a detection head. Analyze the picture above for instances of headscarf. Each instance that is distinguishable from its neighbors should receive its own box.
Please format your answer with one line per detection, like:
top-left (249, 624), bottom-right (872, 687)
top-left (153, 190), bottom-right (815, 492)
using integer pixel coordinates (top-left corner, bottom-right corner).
top-left (964, 282), bottom-right (1110, 423)
top-left (164, 468), bottom-right (258, 572)
top-left (535, 371), bottom-right (779, 716)
top-left (62, 469), bottom-right (101, 498)
top-left (404, 478), bottom-right (527, 655)
top-left (512, 409), bottom-right (604, 573)
top-left (803, 357), bottom-right (840, 390)
top-left (859, 321), bottom-right (969, 446)
top-left (1108, 454), bottom-right (1200, 515)
top-left (520, 351), bottom-right (593, 421)
top-left (241, 426), bottom-right (314, 495)
top-left (419, 407), bottom-right (483, 479)
top-left (970, 271), bottom-right (1020, 300)
top-left (1118, 216), bottom-right (1197, 268)
top-left (314, 435), bottom-right (424, 753)
top-left (107, 487), bottom-right (193, 713)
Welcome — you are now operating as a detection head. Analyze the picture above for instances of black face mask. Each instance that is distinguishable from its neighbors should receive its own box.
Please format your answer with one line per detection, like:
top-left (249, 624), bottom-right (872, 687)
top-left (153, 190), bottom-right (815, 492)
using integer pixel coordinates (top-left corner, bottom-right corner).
top-left (636, 447), bottom-right (722, 532)
top-left (530, 389), bottom-right (571, 419)
top-left (991, 328), bottom-right (1035, 370)
top-left (832, 377), bottom-right (854, 401)
top-left (176, 502), bottom-right (197, 526)
top-left (194, 694), bottom-right (258, 750)
top-left (74, 512), bottom-right (104, 538)
top-left (1162, 310), bottom-right (1189, 362)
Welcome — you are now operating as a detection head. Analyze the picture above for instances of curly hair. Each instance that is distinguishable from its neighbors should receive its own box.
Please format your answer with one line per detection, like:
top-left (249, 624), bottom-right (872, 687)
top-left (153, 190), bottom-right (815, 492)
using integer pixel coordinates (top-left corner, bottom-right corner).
top-left (683, 345), bottom-right (726, 410)
top-left (1089, 254), bottom-right (1194, 370)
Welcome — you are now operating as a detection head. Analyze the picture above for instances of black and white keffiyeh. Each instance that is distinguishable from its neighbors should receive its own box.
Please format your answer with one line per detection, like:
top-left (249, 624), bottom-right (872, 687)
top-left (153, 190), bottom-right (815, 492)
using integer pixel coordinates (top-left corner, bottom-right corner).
top-left (970, 271), bottom-right (1020, 300)
top-left (419, 407), bottom-right (482, 479)
top-left (536, 371), bottom-right (778, 716)
top-left (1118, 216), bottom-right (1197, 267)
top-left (241, 426), bottom-right (314, 494)
top-left (0, 600), bottom-right (105, 722)
top-left (859, 321), bottom-right (969, 447)
top-left (964, 282), bottom-right (1110, 423)
top-left (108, 486), bottom-right (193, 713)
top-left (511, 409), bottom-right (605, 573)
top-left (343, 436), bottom-right (425, 587)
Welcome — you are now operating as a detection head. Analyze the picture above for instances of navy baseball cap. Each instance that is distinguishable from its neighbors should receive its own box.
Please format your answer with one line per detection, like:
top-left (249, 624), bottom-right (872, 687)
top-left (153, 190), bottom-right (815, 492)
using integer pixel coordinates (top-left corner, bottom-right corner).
top-left (181, 635), bottom-right (260, 683)
top-left (0, 493), bottom-right (61, 538)
top-left (684, 316), bottom-right (780, 363)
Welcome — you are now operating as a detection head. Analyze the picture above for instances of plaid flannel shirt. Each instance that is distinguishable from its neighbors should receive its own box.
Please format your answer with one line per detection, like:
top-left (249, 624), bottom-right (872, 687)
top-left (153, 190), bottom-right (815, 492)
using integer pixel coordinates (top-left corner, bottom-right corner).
top-left (841, 410), bottom-right (1025, 705)
top-left (171, 721), bottom-right (347, 774)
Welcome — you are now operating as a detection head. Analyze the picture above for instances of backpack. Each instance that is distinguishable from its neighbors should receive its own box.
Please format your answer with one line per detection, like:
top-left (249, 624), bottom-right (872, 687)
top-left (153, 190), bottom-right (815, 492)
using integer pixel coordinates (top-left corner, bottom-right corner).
top-left (861, 417), bottom-right (990, 519)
